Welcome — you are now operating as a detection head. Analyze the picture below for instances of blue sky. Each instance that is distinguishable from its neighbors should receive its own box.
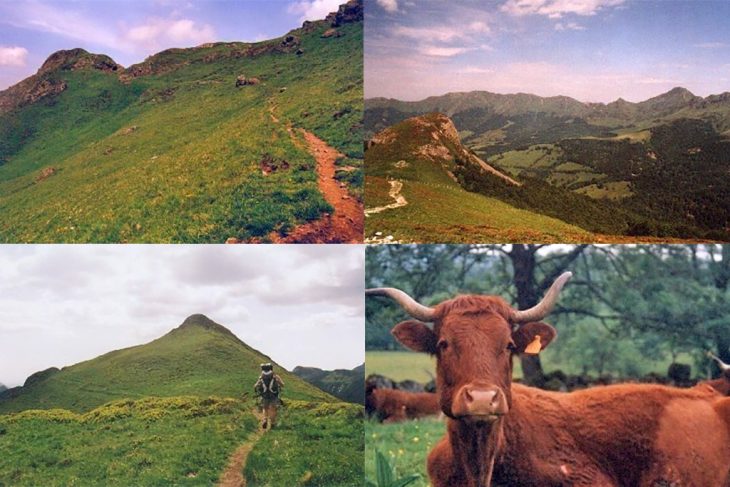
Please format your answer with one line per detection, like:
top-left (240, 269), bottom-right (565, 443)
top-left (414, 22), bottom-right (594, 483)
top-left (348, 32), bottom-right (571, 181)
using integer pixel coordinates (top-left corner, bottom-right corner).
top-left (366, 0), bottom-right (730, 102)
top-left (0, 0), bottom-right (345, 90)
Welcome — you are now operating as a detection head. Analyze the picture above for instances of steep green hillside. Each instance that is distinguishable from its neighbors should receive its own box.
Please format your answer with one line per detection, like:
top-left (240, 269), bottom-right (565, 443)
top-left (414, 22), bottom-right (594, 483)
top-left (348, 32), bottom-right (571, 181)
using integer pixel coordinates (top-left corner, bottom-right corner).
top-left (366, 88), bottom-right (730, 240)
top-left (293, 363), bottom-right (365, 404)
top-left (365, 114), bottom-right (598, 243)
top-left (0, 1), bottom-right (362, 243)
top-left (0, 314), bottom-right (335, 414)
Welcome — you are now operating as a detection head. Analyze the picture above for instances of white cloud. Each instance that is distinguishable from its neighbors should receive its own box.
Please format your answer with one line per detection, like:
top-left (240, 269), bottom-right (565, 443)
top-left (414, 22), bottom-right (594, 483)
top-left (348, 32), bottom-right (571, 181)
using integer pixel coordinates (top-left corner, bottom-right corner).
top-left (458, 65), bottom-right (495, 74)
top-left (287, 0), bottom-right (343, 22)
top-left (123, 18), bottom-right (215, 50)
top-left (0, 46), bottom-right (28, 66)
top-left (555, 21), bottom-right (585, 31)
top-left (377, 0), bottom-right (399, 13)
top-left (501, 0), bottom-right (625, 19)
top-left (421, 45), bottom-right (473, 57)
top-left (0, 245), bottom-right (365, 387)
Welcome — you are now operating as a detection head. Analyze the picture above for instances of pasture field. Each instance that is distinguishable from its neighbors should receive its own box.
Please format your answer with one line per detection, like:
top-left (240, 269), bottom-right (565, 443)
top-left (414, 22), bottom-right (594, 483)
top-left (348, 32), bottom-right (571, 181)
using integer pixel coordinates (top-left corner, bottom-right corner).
top-left (365, 417), bottom-right (444, 487)
top-left (0, 396), bottom-right (257, 486)
top-left (246, 400), bottom-right (364, 486)
top-left (364, 176), bottom-right (594, 244)
top-left (365, 351), bottom-right (436, 383)
top-left (0, 397), bottom-right (364, 486)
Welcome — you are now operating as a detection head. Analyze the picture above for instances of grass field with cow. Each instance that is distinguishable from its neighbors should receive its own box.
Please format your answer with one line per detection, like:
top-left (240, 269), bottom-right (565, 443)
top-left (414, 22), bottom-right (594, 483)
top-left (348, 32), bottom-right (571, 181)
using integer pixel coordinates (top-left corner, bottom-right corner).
top-left (365, 244), bottom-right (730, 486)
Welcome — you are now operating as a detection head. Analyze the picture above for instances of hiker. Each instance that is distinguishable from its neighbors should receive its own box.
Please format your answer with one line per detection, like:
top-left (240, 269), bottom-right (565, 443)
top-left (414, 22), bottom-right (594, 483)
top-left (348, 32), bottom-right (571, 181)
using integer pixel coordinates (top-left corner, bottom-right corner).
top-left (254, 363), bottom-right (284, 429)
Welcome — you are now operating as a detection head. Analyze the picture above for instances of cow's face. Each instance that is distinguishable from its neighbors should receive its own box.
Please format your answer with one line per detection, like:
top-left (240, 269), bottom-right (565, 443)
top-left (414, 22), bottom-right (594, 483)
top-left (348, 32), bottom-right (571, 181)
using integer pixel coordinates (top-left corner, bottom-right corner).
top-left (392, 296), bottom-right (556, 424)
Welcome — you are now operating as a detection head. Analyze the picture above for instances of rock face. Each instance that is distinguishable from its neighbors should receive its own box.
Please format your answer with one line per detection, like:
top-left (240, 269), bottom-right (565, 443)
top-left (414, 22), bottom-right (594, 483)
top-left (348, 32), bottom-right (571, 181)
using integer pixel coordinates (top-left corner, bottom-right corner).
top-left (0, 48), bottom-right (121, 114)
top-left (326, 0), bottom-right (363, 27)
top-left (235, 75), bottom-right (261, 87)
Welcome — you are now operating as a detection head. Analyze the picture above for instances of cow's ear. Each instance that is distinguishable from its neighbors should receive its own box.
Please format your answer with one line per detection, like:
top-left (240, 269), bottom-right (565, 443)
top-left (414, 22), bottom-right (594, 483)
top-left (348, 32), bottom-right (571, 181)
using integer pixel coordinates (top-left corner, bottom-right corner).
top-left (392, 320), bottom-right (438, 354)
top-left (512, 322), bottom-right (557, 355)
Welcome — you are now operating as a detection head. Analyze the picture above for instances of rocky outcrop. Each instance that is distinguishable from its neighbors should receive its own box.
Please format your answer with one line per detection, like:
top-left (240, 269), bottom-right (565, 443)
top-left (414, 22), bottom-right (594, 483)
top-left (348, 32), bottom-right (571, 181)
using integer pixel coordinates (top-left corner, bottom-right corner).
top-left (36, 166), bottom-right (57, 182)
top-left (235, 75), bottom-right (260, 87)
top-left (321, 28), bottom-right (343, 39)
top-left (0, 48), bottom-right (121, 113)
top-left (326, 0), bottom-right (363, 27)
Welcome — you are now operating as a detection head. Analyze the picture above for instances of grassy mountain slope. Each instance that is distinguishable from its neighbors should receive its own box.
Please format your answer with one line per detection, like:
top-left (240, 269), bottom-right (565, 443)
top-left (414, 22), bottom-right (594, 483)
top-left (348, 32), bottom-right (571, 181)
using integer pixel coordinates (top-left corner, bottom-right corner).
top-left (246, 400), bottom-right (363, 486)
top-left (0, 314), bottom-right (335, 414)
top-left (0, 2), bottom-right (362, 243)
top-left (0, 396), bottom-right (257, 486)
top-left (0, 396), bottom-right (363, 486)
top-left (366, 89), bottom-right (730, 239)
top-left (293, 363), bottom-right (365, 404)
top-left (365, 113), bottom-right (596, 243)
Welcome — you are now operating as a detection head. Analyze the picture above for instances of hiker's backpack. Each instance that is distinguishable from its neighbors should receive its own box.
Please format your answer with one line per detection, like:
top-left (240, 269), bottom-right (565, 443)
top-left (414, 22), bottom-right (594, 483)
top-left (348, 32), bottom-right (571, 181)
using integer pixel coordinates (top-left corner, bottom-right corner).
top-left (259, 373), bottom-right (280, 396)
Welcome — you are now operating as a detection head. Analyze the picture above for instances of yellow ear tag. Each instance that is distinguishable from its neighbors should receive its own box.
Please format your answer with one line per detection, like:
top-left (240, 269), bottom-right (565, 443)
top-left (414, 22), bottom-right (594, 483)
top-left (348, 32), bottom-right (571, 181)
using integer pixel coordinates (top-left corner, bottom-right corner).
top-left (524, 336), bottom-right (542, 355)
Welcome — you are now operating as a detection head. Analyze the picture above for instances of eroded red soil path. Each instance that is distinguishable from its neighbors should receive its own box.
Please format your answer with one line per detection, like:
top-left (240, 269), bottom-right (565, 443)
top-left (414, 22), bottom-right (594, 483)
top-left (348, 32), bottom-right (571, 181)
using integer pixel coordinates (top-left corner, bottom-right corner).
top-left (274, 129), bottom-right (363, 243)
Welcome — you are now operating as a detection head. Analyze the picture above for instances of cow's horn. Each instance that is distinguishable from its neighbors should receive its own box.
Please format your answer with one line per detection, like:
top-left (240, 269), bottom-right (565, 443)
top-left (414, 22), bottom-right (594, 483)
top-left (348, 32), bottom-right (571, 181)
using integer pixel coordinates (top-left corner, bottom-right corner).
top-left (366, 288), bottom-right (436, 322)
top-left (513, 271), bottom-right (572, 323)
top-left (707, 351), bottom-right (730, 372)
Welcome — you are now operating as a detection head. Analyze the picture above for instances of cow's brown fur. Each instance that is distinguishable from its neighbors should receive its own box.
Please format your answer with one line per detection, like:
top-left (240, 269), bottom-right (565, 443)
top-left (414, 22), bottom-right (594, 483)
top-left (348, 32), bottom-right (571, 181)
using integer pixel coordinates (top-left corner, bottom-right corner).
top-left (366, 387), bottom-right (440, 423)
top-left (391, 294), bottom-right (730, 487)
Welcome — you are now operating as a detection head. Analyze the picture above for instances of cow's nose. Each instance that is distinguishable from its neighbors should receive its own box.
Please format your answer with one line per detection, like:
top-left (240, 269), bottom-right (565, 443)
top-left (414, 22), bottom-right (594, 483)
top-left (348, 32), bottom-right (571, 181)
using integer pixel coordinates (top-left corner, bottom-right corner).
top-left (457, 386), bottom-right (508, 418)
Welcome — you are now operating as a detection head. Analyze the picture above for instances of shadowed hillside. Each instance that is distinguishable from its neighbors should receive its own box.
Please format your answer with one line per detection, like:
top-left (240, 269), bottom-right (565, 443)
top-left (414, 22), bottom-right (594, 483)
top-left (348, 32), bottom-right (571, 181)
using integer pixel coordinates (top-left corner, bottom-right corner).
top-left (293, 363), bottom-right (365, 404)
top-left (0, 313), bottom-right (335, 414)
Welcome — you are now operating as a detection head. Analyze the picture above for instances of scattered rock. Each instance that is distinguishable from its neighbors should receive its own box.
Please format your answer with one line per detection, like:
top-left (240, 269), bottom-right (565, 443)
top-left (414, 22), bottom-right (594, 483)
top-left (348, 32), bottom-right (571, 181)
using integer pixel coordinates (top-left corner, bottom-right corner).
top-left (279, 87), bottom-right (287, 93)
top-left (321, 28), bottom-right (343, 39)
top-left (280, 35), bottom-right (300, 48)
top-left (103, 147), bottom-right (114, 155)
top-left (296, 49), bottom-right (304, 56)
top-left (333, 107), bottom-right (351, 119)
top-left (36, 166), bottom-right (57, 182)
top-left (121, 125), bottom-right (138, 135)
top-left (225, 237), bottom-right (240, 244)
top-left (235, 75), bottom-right (260, 87)
top-left (259, 153), bottom-right (291, 175)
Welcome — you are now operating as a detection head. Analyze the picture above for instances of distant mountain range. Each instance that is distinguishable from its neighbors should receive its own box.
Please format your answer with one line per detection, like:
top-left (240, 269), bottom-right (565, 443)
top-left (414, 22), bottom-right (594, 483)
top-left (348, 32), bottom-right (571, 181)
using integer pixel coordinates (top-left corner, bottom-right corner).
top-left (365, 88), bottom-right (730, 241)
top-left (0, 314), bottom-right (336, 414)
top-left (293, 363), bottom-right (364, 404)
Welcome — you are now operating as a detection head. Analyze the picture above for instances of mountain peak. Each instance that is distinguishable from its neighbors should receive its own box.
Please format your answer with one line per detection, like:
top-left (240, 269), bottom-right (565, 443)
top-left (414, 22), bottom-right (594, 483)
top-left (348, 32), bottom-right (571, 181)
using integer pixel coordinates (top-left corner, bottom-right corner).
top-left (39, 48), bottom-right (122, 75)
top-left (180, 313), bottom-right (218, 328)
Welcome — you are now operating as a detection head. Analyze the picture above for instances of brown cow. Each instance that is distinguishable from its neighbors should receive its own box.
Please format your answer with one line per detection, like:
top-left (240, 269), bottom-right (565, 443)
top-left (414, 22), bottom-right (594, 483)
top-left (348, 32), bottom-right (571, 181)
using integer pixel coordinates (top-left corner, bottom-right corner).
top-left (366, 385), bottom-right (441, 423)
top-left (367, 272), bottom-right (730, 487)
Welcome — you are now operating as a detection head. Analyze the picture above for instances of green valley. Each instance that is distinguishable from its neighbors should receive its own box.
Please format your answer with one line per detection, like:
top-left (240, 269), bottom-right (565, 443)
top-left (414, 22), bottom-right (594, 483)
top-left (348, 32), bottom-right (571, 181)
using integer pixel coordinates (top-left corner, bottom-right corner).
top-left (365, 88), bottom-right (730, 242)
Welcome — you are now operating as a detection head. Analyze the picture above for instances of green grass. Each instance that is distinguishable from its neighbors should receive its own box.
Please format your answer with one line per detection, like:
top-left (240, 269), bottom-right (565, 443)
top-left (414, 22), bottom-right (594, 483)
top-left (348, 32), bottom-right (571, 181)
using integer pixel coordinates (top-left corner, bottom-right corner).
top-left (0, 396), bottom-right (257, 486)
top-left (0, 20), bottom-right (362, 243)
top-left (245, 400), bottom-right (364, 486)
top-left (365, 418), bottom-right (443, 487)
top-left (364, 176), bottom-right (594, 243)
top-left (365, 351), bottom-right (436, 383)
top-left (0, 316), bottom-right (335, 414)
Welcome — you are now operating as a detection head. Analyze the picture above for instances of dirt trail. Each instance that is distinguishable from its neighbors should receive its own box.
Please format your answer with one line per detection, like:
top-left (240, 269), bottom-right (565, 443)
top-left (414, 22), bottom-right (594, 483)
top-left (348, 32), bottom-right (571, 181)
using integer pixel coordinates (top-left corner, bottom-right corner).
top-left (364, 179), bottom-right (407, 215)
top-left (217, 411), bottom-right (266, 487)
top-left (273, 129), bottom-right (364, 243)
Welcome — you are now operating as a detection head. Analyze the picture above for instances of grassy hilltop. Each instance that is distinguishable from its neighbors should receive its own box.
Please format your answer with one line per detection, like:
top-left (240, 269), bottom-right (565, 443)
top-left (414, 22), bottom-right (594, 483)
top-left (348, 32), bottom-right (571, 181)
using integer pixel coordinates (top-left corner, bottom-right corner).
top-left (0, 1), bottom-right (363, 243)
top-left (0, 313), bottom-right (364, 486)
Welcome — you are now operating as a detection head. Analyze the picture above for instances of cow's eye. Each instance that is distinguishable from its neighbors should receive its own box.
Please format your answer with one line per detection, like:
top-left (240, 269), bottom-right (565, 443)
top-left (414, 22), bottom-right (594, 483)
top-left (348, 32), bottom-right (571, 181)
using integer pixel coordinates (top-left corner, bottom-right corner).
top-left (437, 339), bottom-right (449, 352)
top-left (506, 341), bottom-right (517, 352)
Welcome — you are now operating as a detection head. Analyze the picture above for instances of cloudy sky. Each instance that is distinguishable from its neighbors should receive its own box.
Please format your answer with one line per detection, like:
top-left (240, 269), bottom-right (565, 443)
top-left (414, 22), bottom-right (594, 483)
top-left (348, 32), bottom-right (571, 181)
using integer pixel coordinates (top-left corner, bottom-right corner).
top-left (366, 0), bottom-right (730, 102)
top-left (0, 245), bottom-right (364, 387)
top-left (0, 0), bottom-right (345, 90)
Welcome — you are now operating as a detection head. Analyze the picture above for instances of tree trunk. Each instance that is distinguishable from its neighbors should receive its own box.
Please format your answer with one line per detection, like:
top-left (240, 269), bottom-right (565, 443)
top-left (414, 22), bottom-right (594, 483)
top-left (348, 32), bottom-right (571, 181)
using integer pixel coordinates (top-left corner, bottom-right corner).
top-left (509, 245), bottom-right (545, 387)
